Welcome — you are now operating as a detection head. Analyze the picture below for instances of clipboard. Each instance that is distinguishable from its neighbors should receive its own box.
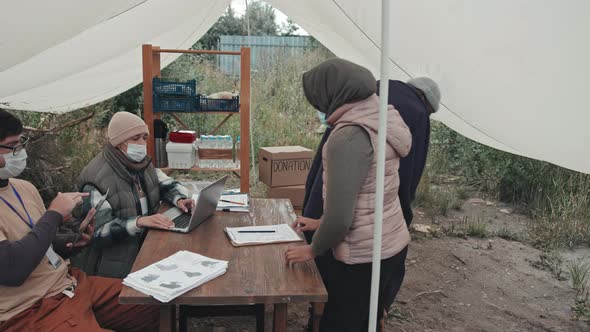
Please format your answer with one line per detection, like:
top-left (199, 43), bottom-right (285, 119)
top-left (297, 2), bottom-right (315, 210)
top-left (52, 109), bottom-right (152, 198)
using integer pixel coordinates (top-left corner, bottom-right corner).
top-left (224, 224), bottom-right (304, 247)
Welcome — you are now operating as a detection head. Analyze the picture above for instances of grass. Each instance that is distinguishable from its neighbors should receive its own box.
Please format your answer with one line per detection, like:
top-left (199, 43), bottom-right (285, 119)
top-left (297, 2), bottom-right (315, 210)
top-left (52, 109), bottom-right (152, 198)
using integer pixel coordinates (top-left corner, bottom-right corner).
top-left (428, 121), bottom-right (590, 249)
top-left (463, 216), bottom-right (488, 238)
top-left (528, 217), bottom-right (590, 251)
top-left (414, 173), bottom-right (467, 219)
top-left (567, 260), bottom-right (590, 322)
top-left (530, 251), bottom-right (564, 280)
top-left (568, 260), bottom-right (590, 293)
top-left (572, 294), bottom-right (590, 322)
top-left (439, 215), bottom-right (489, 239)
top-left (495, 227), bottom-right (522, 242)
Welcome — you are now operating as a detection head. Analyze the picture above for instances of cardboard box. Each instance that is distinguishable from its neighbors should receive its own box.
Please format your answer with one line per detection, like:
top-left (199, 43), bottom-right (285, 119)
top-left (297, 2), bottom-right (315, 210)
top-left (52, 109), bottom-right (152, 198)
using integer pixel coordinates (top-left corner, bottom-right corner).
top-left (268, 185), bottom-right (306, 209)
top-left (259, 146), bottom-right (313, 187)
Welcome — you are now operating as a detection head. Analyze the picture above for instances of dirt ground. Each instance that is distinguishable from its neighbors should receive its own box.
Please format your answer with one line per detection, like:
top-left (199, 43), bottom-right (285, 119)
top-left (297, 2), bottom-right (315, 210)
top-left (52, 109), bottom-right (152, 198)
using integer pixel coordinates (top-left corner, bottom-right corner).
top-left (183, 188), bottom-right (589, 332)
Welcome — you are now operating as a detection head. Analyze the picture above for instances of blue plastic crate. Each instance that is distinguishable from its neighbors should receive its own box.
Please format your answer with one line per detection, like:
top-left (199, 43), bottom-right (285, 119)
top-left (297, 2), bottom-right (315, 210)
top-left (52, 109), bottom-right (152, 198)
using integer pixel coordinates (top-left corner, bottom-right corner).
top-left (199, 96), bottom-right (239, 112)
top-left (153, 94), bottom-right (197, 113)
top-left (153, 78), bottom-right (196, 96)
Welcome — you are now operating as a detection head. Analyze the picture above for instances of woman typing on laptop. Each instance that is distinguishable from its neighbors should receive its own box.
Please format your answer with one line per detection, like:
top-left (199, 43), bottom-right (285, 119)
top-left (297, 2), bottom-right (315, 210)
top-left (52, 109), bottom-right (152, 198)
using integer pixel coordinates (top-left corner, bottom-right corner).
top-left (70, 112), bottom-right (194, 279)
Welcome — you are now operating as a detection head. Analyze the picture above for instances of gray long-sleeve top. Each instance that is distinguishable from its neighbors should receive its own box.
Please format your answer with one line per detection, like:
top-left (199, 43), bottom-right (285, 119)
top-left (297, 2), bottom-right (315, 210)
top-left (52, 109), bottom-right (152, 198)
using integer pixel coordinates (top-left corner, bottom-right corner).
top-left (311, 125), bottom-right (373, 255)
top-left (0, 211), bottom-right (63, 286)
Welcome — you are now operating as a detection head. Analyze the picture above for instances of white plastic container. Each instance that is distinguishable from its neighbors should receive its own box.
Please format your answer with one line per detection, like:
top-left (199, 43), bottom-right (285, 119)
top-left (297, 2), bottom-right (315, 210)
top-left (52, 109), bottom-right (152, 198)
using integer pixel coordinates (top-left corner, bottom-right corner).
top-left (166, 142), bottom-right (196, 169)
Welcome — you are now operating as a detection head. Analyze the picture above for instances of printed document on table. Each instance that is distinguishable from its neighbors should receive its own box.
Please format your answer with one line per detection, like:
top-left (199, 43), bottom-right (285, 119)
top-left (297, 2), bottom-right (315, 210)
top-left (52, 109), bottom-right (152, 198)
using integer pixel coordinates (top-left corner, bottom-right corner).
top-left (225, 223), bottom-right (303, 246)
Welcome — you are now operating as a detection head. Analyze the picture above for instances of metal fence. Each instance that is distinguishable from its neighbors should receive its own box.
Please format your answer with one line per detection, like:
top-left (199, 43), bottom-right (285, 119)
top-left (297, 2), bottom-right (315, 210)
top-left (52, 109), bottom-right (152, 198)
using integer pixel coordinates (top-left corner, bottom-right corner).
top-left (217, 35), bottom-right (311, 76)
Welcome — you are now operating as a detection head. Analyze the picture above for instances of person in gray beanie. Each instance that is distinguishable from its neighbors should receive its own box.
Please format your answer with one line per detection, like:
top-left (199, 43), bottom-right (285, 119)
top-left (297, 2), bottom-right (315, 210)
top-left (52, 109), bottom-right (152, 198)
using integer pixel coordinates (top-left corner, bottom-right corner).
top-left (407, 77), bottom-right (441, 112)
top-left (376, 76), bottom-right (440, 320)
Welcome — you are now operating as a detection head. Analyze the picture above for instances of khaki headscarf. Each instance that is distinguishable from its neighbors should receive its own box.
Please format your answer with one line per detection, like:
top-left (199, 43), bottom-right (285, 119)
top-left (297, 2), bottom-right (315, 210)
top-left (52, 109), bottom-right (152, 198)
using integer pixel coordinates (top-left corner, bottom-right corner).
top-left (302, 58), bottom-right (377, 118)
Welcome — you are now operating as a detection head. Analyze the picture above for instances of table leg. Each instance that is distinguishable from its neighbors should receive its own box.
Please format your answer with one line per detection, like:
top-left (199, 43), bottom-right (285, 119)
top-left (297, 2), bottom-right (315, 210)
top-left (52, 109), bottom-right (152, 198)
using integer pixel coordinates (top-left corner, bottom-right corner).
top-left (159, 305), bottom-right (176, 332)
top-left (312, 302), bottom-right (325, 332)
top-left (255, 304), bottom-right (265, 332)
top-left (273, 303), bottom-right (287, 332)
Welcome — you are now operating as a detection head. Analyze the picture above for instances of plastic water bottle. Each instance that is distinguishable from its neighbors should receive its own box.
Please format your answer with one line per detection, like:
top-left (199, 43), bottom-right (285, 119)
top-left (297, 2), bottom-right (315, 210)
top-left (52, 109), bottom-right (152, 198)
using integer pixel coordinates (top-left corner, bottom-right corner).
top-left (214, 136), bottom-right (222, 169)
top-left (193, 138), bottom-right (201, 167)
top-left (200, 135), bottom-right (210, 168)
top-left (198, 136), bottom-right (205, 168)
top-left (224, 135), bottom-right (232, 169)
top-left (235, 135), bottom-right (241, 168)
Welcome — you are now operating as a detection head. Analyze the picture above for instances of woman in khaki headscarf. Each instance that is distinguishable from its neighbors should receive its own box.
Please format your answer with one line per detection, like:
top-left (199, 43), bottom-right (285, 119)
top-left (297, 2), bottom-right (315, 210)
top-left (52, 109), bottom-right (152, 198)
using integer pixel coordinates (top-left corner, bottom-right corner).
top-left (286, 58), bottom-right (412, 331)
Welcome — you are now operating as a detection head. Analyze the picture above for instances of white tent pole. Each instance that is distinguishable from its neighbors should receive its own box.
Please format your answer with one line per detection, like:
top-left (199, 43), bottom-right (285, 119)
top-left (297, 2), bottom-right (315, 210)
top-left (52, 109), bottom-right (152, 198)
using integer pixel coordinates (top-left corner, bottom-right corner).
top-left (368, 0), bottom-right (390, 330)
top-left (244, 0), bottom-right (256, 181)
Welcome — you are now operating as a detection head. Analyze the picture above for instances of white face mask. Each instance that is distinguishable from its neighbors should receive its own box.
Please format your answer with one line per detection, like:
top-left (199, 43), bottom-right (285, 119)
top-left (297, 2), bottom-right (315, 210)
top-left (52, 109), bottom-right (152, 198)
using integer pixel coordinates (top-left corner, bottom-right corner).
top-left (0, 149), bottom-right (27, 179)
top-left (125, 143), bottom-right (147, 162)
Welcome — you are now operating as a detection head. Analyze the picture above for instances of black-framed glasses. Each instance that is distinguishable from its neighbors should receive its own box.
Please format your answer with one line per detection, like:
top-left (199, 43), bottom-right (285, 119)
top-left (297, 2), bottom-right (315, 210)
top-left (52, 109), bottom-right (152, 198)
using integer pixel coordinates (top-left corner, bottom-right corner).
top-left (0, 136), bottom-right (29, 156)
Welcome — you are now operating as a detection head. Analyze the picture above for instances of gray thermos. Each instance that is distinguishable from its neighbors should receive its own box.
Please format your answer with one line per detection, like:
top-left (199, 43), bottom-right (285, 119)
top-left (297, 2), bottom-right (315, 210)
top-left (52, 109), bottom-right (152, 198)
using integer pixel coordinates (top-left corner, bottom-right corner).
top-left (154, 119), bottom-right (168, 168)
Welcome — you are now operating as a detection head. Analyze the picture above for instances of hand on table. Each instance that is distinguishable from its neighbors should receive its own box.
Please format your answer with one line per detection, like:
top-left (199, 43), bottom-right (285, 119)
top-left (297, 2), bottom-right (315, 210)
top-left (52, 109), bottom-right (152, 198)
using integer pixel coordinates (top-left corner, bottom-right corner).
top-left (177, 198), bottom-right (195, 213)
top-left (285, 245), bottom-right (316, 265)
top-left (137, 214), bottom-right (175, 230)
top-left (292, 217), bottom-right (320, 233)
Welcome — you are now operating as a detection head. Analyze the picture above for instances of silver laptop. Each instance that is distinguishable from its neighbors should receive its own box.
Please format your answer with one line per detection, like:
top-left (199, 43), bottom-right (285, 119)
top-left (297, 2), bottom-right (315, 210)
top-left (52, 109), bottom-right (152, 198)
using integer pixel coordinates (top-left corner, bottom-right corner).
top-left (163, 176), bottom-right (228, 233)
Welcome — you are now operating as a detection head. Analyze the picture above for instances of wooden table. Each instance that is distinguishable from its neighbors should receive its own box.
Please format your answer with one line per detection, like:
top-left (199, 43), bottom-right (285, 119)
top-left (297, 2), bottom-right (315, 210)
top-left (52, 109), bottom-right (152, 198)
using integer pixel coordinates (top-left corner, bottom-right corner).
top-left (119, 198), bottom-right (328, 332)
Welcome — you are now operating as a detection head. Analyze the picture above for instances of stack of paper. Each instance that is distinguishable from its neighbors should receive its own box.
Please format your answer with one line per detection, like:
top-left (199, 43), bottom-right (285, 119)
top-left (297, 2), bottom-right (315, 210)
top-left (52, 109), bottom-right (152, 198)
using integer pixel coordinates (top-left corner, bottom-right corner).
top-left (217, 194), bottom-right (249, 212)
top-left (123, 251), bottom-right (228, 302)
top-left (225, 224), bottom-right (303, 246)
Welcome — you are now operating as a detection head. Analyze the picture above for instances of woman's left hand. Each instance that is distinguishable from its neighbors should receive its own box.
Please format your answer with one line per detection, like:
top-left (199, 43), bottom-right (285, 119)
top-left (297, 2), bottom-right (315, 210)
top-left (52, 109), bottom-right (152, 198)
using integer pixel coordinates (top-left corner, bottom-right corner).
top-left (285, 245), bottom-right (316, 265)
top-left (177, 198), bottom-right (195, 212)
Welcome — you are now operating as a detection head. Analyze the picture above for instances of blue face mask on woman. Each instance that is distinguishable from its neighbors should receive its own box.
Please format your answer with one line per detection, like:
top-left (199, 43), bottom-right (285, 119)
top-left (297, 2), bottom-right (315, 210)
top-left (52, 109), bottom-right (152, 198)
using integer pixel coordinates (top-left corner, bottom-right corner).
top-left (317, 111), bottom-right (328, 126)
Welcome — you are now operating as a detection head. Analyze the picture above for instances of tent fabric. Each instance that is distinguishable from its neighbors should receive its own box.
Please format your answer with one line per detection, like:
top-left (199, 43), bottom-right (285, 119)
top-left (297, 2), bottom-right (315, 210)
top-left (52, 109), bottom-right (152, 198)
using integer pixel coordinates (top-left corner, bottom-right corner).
top-left (1, 0), bottom-right (589, 174)
top-left (0, 0), bottom-right (230, 112)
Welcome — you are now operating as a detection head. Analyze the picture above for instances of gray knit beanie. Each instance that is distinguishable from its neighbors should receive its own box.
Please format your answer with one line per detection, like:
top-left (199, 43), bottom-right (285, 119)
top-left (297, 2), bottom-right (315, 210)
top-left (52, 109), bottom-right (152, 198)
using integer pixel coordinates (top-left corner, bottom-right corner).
top-left (407, 77), bottom-right (441, 112)
top-left (108, 112), bottom-right (148, 146)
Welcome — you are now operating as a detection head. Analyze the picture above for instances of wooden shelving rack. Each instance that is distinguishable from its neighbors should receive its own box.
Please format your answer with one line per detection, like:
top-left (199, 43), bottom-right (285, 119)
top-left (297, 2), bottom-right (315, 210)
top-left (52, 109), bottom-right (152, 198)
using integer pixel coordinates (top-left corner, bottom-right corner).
top-left (141, 44), bottom-right (250, 193)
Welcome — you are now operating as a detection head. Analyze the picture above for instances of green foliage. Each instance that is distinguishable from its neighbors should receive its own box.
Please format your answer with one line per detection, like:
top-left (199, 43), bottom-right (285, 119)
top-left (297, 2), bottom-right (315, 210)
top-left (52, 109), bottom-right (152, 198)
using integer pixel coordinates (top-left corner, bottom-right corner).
top-left (495, 227), bottom-right (522, 242)
top-left (530, 251), bottom-right (564, 280)
top-left (463, 215), bottom-right (488, 238)
top-left (567, 260), bottom-right (590, 322)
top-left (199, 2), bottom-right (294, 50)
top-left (568, 260), bottom-right (590, 292)
top-left (429, 120), bottom-right (590, 249)
top-left (12, 108), bottom-right (105, 203)
top-left (280, 19), bottom-right (300, 36)
top-left (160, 49), bottom-right (330, 167)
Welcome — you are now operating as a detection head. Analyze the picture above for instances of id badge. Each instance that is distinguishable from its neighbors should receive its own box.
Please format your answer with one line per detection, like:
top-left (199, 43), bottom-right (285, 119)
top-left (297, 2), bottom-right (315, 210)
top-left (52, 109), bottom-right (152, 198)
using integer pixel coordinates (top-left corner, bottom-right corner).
top-left (46, 245), bottom-right (62, 269)
top-left (140, 197), bottom-right (148, 215)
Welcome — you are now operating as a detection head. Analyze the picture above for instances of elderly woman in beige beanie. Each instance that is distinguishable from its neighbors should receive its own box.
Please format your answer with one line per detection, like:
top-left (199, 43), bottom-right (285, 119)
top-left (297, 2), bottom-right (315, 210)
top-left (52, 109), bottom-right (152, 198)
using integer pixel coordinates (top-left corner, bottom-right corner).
top-left (71, 112), bottom-right (194, 278)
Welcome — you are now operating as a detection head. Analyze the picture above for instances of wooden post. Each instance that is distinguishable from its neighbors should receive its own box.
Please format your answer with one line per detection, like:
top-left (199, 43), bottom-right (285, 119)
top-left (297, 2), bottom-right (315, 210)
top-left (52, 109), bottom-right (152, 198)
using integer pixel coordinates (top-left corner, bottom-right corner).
top-left (159, 306), bottom-right (176, 332)
top-left (273, 303), bottom-right (287, 332)
top-left (142, 44), bottom-right (156, 162)
top-left (239, 47), bottom-right (251, 193)
top-left (152, 46), bottom-right (162, 121)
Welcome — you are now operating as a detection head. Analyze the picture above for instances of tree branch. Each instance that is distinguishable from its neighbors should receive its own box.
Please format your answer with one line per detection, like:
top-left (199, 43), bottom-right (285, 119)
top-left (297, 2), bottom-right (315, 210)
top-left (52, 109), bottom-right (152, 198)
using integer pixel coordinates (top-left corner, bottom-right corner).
top-left (24, 112), bottom-right (94, 134)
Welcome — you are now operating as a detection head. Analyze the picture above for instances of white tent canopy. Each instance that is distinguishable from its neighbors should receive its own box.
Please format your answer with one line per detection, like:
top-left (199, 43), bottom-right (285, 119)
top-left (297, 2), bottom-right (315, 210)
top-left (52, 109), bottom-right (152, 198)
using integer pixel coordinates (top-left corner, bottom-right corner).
top-left (1, 0), bottom-right (589, 174)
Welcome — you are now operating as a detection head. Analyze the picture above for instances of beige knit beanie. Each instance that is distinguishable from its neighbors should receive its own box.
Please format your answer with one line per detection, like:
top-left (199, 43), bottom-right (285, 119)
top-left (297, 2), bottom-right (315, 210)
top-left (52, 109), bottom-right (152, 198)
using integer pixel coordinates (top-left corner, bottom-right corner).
top-left (107, 112), bottom-right (149, 146)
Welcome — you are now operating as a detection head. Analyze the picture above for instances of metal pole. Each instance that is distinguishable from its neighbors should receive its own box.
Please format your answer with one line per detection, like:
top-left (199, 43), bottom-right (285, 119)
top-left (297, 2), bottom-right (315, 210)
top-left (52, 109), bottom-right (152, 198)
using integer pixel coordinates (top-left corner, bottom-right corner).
top-left (368, 0), bottom-right (390, 330)
top-left (244, 0), bottom-right (256, 182)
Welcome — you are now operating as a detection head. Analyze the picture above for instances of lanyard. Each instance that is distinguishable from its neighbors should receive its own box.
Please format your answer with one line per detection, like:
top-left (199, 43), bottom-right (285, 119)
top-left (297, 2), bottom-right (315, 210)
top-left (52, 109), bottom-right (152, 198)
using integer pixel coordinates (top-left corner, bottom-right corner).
top-left (0, 185), bottom-right (34, 228)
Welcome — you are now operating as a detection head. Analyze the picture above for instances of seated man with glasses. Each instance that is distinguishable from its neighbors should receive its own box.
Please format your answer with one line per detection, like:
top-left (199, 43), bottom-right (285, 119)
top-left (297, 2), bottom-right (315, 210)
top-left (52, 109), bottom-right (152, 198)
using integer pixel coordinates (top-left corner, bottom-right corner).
top-left (0, 110), bottom-right (159, 331)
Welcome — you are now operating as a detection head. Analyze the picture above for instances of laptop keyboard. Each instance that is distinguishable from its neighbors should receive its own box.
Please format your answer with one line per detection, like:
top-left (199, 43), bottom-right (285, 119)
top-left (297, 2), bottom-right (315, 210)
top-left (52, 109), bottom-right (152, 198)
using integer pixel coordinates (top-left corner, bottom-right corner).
top-left (173, 213), bottom-right (191, 229)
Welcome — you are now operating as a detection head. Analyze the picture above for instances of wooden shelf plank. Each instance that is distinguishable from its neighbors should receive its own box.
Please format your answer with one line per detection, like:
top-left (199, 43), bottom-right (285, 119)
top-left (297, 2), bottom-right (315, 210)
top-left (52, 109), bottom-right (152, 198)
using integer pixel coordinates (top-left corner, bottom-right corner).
top-left (154, 111), bottom-right (239, 115)
top-left (159, 166), bottom-right (240, 173)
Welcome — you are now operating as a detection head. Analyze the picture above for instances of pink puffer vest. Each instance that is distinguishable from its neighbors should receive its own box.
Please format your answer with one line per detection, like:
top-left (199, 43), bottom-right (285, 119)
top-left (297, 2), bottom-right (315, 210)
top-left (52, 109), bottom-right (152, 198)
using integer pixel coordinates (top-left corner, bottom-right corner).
top-left (323, 94), bottom-right (412, 264)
